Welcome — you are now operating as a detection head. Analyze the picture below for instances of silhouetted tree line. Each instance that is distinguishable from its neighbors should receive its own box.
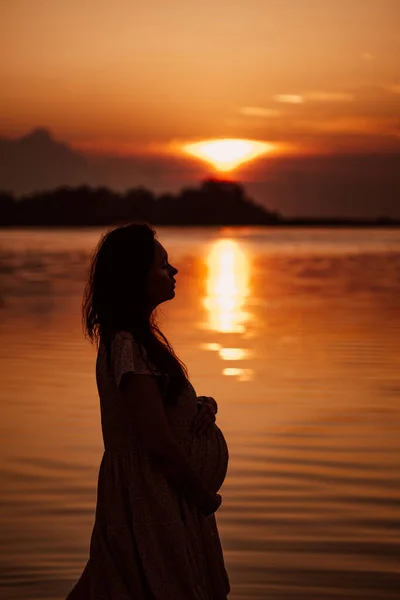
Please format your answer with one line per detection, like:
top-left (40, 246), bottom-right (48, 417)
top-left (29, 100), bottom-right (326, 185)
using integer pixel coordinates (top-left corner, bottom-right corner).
top-left (0, 179), bottom-right (399, 227)
top-left (0, 180), bottom-right (281, 226)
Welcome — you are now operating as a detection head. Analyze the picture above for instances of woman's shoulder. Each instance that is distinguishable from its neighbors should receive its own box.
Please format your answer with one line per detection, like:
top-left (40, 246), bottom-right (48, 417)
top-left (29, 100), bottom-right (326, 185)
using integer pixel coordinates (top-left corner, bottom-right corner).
top-left (111, 330), bottom-right (142, 350)
top-left (98, 330), bottom-right (144, 362)
top-left (98, 330), bottom-right (134, 351)
top-left (98, 330), bottom-right (164, 380)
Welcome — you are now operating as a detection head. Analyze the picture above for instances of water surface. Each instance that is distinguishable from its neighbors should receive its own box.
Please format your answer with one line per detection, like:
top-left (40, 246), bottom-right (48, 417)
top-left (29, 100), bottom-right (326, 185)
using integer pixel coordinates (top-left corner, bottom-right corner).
top-left (0, 227), bottom-right (399, 599)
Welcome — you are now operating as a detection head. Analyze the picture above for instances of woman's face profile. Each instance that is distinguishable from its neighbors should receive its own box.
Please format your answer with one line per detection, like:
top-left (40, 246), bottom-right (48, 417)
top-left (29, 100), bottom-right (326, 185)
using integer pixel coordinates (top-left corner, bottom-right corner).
top-left (146, 239), bottom-right (178, 309)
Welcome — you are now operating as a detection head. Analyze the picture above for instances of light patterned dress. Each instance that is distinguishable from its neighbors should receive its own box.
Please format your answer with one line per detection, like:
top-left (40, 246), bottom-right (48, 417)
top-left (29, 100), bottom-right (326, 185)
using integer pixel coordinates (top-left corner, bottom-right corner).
top-left (65, 331), bottom-right (230, 600)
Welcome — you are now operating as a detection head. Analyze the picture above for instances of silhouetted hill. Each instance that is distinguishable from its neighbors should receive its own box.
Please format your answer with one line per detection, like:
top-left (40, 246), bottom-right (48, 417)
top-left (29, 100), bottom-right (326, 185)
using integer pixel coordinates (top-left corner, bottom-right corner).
top-left (0, 128), bottom-right (88, 194)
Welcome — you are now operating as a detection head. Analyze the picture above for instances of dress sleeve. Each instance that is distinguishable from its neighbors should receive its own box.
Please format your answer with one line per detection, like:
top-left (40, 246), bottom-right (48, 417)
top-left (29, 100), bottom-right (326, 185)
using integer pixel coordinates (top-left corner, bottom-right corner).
top-left (111, 331), bottom-right (158, 388)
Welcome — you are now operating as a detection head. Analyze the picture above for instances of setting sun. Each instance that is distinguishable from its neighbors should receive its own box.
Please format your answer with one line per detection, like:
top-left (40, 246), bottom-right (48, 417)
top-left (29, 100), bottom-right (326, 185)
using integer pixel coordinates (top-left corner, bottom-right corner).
top-left (183, 139), bottom-right (273, 172)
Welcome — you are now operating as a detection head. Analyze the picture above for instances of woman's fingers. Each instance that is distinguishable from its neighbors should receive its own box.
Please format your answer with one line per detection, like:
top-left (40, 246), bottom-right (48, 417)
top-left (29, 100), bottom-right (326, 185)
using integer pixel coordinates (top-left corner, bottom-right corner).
top-left (197, 396), bottom-right (218, 415)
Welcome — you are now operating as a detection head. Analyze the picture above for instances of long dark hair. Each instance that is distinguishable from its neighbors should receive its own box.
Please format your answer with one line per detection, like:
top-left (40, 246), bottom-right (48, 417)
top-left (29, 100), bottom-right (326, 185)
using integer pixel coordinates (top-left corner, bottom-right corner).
top-left (82, 222), bottom-right (188, 405)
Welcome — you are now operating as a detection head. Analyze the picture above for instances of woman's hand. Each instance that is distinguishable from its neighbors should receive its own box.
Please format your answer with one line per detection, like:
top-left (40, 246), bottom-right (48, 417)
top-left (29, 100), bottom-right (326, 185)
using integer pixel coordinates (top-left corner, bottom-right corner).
top-left (191, 396), bottom-right (217, 436)
top-left (198, 395), bottom-right (218, 415)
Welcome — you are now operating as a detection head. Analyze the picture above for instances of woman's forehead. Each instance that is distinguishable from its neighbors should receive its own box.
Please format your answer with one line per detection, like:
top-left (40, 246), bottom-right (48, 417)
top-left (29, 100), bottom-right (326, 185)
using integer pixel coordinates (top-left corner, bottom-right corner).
top-left (154, 239), bottom-right (167, 258)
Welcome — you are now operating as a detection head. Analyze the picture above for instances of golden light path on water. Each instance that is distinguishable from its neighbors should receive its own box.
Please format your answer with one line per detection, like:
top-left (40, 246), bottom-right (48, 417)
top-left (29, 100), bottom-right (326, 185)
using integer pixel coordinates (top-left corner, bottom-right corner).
top-left (203, 239), bottom-right (254, 381)
top-left (204, 239), bottom-right (250, 333)
top-left (183, 138), bottom-right (273, 172)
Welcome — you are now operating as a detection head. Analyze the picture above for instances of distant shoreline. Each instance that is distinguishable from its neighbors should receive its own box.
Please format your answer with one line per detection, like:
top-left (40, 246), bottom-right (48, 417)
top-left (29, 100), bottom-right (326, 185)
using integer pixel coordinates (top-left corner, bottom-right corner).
top-left (1, 180), bottom-right (399, 228)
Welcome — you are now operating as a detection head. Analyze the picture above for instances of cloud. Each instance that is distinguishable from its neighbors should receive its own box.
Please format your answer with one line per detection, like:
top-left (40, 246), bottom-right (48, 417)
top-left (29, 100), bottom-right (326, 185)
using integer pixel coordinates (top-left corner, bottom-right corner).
top-left (305, 91), bottom-right (354, 102)
top-left (274, 94), bottom-right (304, 104)
top-left (274, 91), bottom-right (353, 104)
top-left (383, 84), bottom-right (400, 95)
top-left (297, 116), bottom-right (395, 135)
top-left (239, 106), bottom-right (280, 118)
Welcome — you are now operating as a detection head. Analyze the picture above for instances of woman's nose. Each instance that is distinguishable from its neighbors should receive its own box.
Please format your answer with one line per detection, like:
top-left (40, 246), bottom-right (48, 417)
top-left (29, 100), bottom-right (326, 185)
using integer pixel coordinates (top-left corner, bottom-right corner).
top-left (171, 265), bottom-right (178, 275)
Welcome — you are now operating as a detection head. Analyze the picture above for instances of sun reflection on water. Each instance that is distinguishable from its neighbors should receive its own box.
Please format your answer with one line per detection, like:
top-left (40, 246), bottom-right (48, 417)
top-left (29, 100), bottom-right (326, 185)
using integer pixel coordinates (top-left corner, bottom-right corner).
top-left (222, 367), bottom-right (254, 381)
top-left (203, 239), bottom-right (251, 333)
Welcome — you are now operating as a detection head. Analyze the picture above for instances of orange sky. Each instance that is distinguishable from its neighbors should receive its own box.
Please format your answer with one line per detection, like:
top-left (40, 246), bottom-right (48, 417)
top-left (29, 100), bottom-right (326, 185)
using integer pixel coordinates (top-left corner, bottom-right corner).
top-left (1, 0), bottom-right (399, 157)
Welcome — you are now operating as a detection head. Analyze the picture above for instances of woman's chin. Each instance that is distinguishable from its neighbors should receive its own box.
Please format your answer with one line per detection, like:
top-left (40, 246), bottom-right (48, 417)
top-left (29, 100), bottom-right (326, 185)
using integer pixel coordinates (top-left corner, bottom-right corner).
top-left (158, 287), bottom-right (176, 304)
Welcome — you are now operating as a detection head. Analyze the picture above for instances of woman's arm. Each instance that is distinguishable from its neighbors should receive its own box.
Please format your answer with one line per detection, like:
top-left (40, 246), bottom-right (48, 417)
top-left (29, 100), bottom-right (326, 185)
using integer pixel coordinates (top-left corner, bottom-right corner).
top-left (119, 373), bottom-right (221, 516)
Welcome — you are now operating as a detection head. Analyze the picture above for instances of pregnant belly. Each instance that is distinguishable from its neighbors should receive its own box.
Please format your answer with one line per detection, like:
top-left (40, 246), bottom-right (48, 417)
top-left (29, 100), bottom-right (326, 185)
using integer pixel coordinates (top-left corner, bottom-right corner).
top-left (189, 424), bottom-right (229, 493)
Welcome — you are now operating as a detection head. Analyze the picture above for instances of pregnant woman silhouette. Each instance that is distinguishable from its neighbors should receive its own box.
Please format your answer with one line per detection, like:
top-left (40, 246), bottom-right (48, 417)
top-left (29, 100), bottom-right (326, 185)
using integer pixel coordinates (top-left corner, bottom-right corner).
top-left (66, 223), bottom-right (230, 600)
